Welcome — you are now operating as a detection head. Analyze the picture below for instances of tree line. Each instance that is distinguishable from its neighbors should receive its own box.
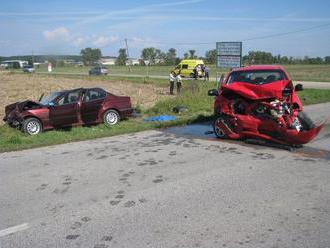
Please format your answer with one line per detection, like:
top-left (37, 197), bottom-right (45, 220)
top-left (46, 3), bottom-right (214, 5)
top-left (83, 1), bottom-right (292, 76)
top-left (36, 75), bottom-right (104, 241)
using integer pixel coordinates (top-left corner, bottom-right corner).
top-left (112, 48), bottom-right (330, 66)
top-left (2, 48), bottom-right (330, 66)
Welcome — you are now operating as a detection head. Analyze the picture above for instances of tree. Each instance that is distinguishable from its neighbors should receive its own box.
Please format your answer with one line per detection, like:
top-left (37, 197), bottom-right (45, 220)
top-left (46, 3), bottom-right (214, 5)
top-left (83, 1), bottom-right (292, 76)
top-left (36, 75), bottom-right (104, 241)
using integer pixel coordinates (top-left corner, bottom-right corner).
top-left (188, 50), bottom-right (197, 59)
top-left (48, 58), bottom-right (57, 68)
top-left (115, 48), bottom-right (127, 66)
top-left (205, 49), bottom-right (217, 64)
top-left (141, 47), bottom-right (158, 64)
top-left (325, 56), bottom-right (330, 64)
top-left (165, 48), bottom-right (177, 65)
top-left (80, 47), bottom-right (102, 66)
top-left (244, 51), bottom-right (274, 64)
top-left (184, 53), bottom-right (189, 59)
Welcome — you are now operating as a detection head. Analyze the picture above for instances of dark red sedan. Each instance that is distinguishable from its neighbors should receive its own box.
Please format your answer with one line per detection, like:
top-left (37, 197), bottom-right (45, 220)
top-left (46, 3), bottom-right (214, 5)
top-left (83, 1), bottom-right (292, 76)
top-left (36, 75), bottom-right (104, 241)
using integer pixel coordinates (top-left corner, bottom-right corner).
top-left (4, 87), bottom-right (133, 135)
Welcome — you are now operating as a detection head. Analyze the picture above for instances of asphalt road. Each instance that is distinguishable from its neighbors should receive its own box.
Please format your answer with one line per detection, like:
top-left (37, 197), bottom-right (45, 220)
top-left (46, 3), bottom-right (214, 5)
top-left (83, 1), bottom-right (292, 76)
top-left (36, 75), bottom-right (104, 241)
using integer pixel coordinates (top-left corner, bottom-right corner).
top-left (35, 71), bottom-right (330, 89)
top-left (0, 103), bottom-right (329, 248)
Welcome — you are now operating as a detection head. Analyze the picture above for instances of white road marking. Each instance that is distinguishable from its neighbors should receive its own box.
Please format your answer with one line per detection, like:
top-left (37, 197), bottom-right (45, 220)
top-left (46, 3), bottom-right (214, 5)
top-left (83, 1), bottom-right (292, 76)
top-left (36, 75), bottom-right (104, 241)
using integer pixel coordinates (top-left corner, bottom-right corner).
top-left (0, 223), bottom-right (29, 238)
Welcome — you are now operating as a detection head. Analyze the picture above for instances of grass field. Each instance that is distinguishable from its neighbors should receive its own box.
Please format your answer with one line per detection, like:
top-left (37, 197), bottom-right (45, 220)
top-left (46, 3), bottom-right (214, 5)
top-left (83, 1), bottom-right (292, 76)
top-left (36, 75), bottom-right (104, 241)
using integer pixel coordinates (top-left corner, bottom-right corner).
top-left (24, 64), bottom-right (330, 82)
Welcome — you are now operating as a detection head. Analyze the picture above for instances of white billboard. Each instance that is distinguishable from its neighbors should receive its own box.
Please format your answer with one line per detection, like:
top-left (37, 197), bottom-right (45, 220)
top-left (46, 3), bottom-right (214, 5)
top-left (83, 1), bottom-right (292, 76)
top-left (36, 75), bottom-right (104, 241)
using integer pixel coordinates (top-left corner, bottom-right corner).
top-left (216, 42), bottom-right (242, 68)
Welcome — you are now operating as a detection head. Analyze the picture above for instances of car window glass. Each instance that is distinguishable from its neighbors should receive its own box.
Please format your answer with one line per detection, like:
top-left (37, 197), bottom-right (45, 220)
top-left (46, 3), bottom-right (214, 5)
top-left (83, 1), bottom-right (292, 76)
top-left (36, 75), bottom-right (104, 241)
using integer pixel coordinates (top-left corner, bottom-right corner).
top-left (84, 88), bottom-right (106, 102)
top-left (227, 70), bottom-right (287, 85)
top-left (182, 64), bottom-right (188, 69)
top-left (57, 90), bottom-right (80, 105)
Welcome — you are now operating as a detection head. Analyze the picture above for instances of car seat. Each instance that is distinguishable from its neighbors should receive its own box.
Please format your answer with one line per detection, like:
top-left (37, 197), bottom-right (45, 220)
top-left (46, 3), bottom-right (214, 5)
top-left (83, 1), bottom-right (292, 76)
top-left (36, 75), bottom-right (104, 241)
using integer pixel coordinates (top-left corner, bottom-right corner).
top-left (69, 95), bottom-right (78, 103)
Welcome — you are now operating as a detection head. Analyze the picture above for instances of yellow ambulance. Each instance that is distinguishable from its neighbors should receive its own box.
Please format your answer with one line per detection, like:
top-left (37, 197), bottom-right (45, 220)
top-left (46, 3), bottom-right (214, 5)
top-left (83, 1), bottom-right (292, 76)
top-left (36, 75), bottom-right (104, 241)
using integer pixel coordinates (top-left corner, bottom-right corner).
top-left (174, 59), bottom-right (205, 78)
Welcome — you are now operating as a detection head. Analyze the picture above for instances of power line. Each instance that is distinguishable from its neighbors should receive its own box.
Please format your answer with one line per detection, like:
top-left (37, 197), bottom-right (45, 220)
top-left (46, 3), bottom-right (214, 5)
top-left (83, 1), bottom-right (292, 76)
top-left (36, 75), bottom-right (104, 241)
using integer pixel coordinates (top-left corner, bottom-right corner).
top-left (124, 22), bottom-right (330, 46)
top-left (242, 22), bottom-right (330, 41)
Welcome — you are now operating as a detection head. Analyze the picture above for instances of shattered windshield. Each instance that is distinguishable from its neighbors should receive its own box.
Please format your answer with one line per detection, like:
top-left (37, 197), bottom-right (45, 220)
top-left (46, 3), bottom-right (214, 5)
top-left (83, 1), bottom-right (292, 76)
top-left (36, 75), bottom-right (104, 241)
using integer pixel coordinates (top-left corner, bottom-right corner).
top-left (227, 70), bottom-right (287, 85)
top-left (39, 92), bottom-right (61, 105)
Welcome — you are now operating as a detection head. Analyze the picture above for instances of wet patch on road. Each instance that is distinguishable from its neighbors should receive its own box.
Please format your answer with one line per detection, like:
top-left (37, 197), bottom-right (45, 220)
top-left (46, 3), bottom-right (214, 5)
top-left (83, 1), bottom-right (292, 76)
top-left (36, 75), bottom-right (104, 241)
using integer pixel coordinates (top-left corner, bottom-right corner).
top-left (251, 152), bottom-right (275, 160)
top-left (165, 123), bottom-right (214, 139)
top-left (124, 200), bottom-right (136, 207)
top-left (53, 186), bottom-right (70, 194)
top-left (36, 183), bottom-right (48, 191)
top-left (294, 146), bottom-right (330, 161)
top-left (66, 234), bottom-right (80, 240)
top-left (137, 158), bottom-right (158, 166)
top-left (153, 175), bottom-right (164, 183)
top-left (70, 221), bottom-right (82, 230)
top-left (94, 244), bottom-right (108, 248)
top-left (96, 155), bottom-right (108, 160)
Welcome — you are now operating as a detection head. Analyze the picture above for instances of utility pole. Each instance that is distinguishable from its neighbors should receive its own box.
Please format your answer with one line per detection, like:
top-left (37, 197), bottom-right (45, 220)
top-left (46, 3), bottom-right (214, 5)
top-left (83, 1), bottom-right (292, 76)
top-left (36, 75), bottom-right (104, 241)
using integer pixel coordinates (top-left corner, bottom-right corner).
top-left (125, 38), bottom-right (132, 72)
top-left (32, 50), bottom-right (34, 66)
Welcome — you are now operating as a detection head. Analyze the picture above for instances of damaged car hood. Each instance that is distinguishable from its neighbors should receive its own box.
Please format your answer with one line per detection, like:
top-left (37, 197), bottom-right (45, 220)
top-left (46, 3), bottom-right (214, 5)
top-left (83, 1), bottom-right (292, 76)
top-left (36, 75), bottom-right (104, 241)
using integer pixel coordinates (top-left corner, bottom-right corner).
top-left (222, 80), bottom-right (293, 100)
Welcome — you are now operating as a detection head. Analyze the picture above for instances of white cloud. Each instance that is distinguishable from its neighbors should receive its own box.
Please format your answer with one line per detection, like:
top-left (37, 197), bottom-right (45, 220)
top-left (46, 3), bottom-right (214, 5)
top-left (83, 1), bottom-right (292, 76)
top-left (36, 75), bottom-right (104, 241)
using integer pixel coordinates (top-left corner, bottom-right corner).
top-left (43, 27), bottom-right (70, 41)
top-left (73, 37), bottom-right (85, 48)
top-left (93, 35), bottom-right (119, 47)
top-left (129, 37), bottom-right (161, 48)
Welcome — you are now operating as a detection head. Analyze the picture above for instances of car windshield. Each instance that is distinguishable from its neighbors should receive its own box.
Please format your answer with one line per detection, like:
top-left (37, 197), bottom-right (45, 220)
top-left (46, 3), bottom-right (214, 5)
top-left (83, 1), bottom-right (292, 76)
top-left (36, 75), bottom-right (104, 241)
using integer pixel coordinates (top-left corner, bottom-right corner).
top-left (227, 70), bottom-right (287, 85)
top-left (39, 92), bottom-right (61, 105)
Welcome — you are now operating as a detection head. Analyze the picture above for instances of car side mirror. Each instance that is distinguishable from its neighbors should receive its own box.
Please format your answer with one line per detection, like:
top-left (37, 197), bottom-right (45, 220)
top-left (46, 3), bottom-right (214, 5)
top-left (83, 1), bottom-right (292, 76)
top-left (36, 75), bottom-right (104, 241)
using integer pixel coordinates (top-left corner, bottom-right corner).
top-left (208, 89), bottom-right (219, 96)
top-left (295, 84), bottom-right (304, 92)
top-left (282, 87), bottom-right (293, 97)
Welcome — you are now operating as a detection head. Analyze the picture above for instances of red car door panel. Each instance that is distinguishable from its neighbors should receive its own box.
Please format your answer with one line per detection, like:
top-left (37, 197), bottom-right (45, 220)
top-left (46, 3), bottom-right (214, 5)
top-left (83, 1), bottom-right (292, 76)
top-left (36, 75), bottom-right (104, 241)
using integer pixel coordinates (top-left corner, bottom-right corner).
top-left (81, 88), bottom-right (106, 123)
top-left (49, 89), bottom-right (81, 126)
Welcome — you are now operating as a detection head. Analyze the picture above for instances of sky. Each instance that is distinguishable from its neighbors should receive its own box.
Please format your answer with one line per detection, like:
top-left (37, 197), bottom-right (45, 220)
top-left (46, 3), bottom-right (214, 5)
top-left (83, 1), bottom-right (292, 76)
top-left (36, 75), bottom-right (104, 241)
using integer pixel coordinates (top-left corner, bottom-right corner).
top-left (0, 0), bottom-right (330, 58)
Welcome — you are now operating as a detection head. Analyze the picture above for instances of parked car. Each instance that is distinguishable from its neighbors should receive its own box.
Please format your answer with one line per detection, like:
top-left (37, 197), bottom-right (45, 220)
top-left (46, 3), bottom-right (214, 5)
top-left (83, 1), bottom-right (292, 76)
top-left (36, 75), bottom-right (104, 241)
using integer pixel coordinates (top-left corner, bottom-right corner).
top-left (22, 65), bottom-right (35, 73)
top-left (3, 87), bottom-right (133, 135)
top-left (89, 66), bottom-right (108, 76)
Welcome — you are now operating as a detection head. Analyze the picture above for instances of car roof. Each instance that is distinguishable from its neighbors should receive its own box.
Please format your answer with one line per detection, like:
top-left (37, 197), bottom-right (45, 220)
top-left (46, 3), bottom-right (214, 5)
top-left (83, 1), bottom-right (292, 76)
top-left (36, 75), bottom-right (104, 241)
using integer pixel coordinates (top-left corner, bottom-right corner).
top-left (231, 65), bottom-right (286, 72)
top-left (58, 87), bottom-right (106, 93)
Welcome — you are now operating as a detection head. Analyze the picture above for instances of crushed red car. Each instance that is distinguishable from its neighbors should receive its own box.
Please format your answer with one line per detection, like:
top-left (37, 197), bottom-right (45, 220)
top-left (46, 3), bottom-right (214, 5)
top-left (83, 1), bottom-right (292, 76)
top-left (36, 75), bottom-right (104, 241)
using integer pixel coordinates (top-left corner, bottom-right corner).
top-left (4, 87), bottom-right (133, 135)
top-left (208, 65), bottom-right (324, 147)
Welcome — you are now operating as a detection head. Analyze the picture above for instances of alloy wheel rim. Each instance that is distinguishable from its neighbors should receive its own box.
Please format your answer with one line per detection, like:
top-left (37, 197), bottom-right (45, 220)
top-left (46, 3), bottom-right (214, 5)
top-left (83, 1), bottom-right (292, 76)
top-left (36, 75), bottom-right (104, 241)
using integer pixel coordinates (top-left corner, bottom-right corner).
top-left (106, 112), bottom-right (118, 125)
top-left (27, 121), bottom-right (40, 134)
top-left (214, 120), bottom-right (226, 138)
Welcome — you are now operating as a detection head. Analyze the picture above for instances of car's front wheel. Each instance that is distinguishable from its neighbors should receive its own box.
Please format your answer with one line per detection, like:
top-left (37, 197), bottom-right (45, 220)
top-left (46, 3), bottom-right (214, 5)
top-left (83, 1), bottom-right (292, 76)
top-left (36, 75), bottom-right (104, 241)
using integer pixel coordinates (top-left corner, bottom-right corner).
top-left (213, 117), bottom-right (227, 138)
top-left (103, 109), bottom-right (120, 126)
top-left (23, 117), bottom-right (42, 135)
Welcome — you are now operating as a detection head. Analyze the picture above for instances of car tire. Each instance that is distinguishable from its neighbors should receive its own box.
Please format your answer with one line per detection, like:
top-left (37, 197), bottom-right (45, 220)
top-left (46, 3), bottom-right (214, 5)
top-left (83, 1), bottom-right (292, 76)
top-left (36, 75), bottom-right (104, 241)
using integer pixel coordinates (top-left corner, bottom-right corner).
top-left (213, 117), bottom-right (227, 138)
top-left (22, 117), bottom-right (42, 135)
top-left (103, 109), bottom-right (120, 126)
top-left (298, 111), bottom-right (315, 130)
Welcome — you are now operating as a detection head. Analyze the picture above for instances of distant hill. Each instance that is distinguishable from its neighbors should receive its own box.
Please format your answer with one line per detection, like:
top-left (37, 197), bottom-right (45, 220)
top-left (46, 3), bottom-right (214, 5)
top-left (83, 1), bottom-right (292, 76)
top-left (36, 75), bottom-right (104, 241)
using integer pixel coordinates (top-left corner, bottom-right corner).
top-left (0, 55), bottom-right (82, 63)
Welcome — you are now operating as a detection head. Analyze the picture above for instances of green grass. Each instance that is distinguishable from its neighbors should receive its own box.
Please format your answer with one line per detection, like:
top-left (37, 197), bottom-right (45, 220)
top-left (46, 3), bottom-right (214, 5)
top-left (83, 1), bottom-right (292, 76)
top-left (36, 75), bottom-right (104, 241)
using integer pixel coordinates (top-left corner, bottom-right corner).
top-left (298, 88), bottom-right (330, 105)
top-left (24, 64), bottom-right (330, 82)
top-left (1, 82), bottom-right (330, 153)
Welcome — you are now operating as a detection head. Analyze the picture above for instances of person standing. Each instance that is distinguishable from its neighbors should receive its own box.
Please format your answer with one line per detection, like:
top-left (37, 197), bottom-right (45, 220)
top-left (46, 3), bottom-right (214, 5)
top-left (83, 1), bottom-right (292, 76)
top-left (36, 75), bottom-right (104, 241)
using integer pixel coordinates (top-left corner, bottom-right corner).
top-left (204, 66), bottom-right (209, 81)
top-left (169, 71), bottom-right (176, 95)
top-left (176, 71), bottom-right (182, 94)
top-left (193, 67), bottom-right (198, 80)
